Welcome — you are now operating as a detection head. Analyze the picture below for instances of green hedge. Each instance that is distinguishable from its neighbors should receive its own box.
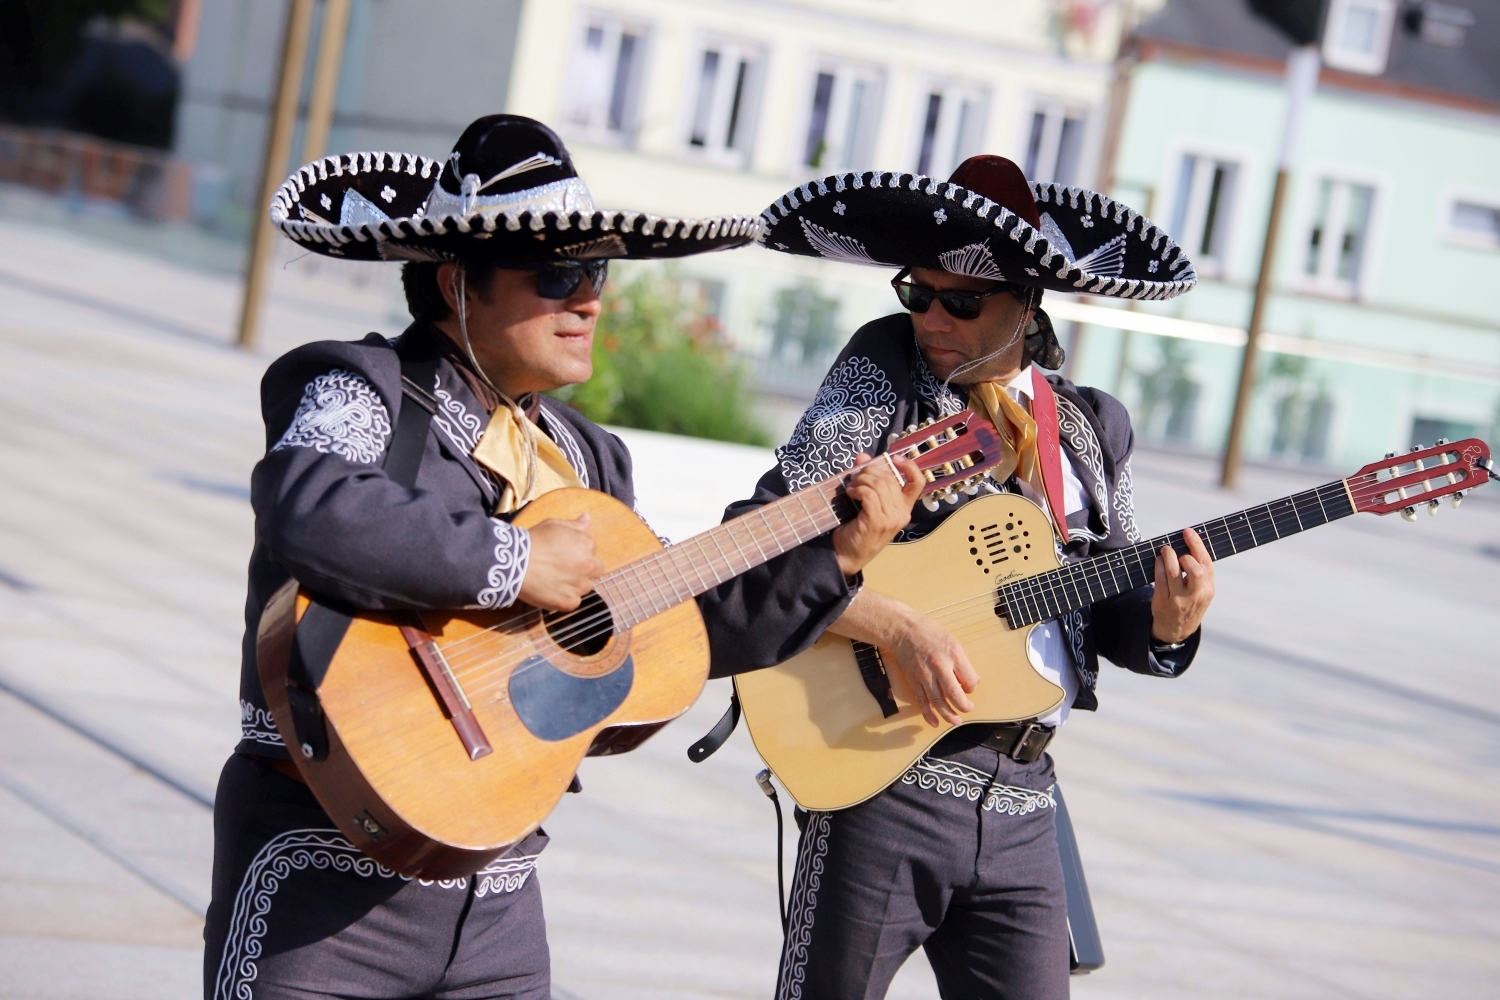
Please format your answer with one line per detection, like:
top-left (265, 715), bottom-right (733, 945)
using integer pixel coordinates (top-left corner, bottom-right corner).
top-left (551, 263), bottom-right (769, 446)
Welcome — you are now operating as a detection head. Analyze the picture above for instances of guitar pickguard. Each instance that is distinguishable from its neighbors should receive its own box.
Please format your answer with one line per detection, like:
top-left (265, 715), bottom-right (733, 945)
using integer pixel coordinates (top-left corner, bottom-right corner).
top-left (509, 654), bottom-right (635, 741)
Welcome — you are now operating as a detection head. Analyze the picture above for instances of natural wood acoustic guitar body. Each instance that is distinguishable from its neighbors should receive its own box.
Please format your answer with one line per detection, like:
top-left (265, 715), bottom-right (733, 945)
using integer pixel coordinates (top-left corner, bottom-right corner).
top-left (735, 493), bottom-right (1066, 812)
top-left (258, 488), bottom-right (709, 880)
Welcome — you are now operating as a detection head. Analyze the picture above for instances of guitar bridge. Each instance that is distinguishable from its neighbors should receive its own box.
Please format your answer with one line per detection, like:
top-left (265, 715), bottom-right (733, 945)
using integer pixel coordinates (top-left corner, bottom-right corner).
top-left (399, 621), bottom-right (493, 761)
top-left (852, 641), bottom-right (899, 718)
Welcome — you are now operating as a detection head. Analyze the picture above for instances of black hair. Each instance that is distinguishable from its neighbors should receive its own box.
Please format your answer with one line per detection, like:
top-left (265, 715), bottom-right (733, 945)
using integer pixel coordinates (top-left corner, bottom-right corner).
top-left (400, 258), bottom-right (505, 322)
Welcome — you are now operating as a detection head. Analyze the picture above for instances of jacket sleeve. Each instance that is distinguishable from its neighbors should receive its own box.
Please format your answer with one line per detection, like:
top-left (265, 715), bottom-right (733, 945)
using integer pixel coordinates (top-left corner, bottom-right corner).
top-left (696, 465), bottom-right (857, 679)
top-left (250, 338), bottom-right (529, 611)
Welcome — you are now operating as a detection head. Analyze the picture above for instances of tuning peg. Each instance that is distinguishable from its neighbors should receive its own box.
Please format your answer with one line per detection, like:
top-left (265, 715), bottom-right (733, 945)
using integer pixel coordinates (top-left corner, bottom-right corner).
top-left (944, 490), bottom-right (960, 504)
top-left (1401, 506), bottom-right (1418, 522)
top-left (1452, 490), bottom-right (1466, 508)
top-left (923, 496), bottom-right (940, 511)
top-left (1427, 499), bottom-right (1441, 516)
top-left (964, 483), bottom-right (981, 495)
top-left (1411, 443), bottom-right (1426, 452)
top-left (1385, 451), bottom-right (1397, 459)
top-left (919, 418), bottom-right (934, 429)
top-left (906, 424), bottom-right (917, 434)
top-left (888, 432), bottom-right (899, 444)
top-left (1436, 437), bottom-right (1450, 445)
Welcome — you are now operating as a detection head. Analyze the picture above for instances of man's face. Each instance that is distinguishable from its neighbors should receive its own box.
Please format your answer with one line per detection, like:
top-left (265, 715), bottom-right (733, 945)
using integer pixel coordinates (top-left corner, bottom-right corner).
top-left (908, 266), bottom-right (1031, 385)
top-left (435, 263), bottom-right (601, 397)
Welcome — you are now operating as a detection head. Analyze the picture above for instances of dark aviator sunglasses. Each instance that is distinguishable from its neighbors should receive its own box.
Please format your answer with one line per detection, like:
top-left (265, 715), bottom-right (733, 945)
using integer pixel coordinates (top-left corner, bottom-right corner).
top-left (891, 268), bottom-right (1028, 320)
top-left (505, 260), bottom-right (610, 300)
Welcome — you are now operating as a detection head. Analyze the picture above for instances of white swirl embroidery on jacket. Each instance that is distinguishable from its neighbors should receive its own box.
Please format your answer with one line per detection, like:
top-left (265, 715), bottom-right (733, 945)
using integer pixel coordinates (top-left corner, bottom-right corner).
top-left (777, 811), bottom-right (832, 1000)
top-left (777, 356), bottom-right (896, 491)
top-left (1114, 457), bottom-right (1141, 542)
top-left (432, 374), bottom-right (484, 454)
top-left (1054, 395), bottom-right (1110, 542)
top-left (475, 518), bottom-right (530, 609)
top-left (271, 370), bottom-right (392, 464)
top-left (539, 405), bottom-right (590, 487)
top-left (911, 339), bottom-right (967, 418)
top-left (239, 699), bottom-right (282, 747)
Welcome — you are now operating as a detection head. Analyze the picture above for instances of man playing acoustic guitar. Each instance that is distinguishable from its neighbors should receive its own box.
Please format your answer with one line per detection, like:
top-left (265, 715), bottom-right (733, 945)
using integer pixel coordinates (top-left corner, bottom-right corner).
top-left (698, 156), bottom-right (1216, 998)
top-left (205, 116), bottom-right (920, 1000)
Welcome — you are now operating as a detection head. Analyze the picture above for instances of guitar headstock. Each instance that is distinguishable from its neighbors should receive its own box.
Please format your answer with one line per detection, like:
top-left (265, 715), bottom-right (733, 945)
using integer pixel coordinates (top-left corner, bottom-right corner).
top-left (885, 410), bottom-right (1004, 507)
top-left (1347, 438), bottom-right (1493, 519)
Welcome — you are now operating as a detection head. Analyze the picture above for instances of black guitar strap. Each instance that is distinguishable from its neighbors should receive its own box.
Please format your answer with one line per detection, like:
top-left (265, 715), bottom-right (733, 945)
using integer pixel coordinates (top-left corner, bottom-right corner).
top-left (686, 692), bottom-right (740, 762)
top-left (284, 350), bottom-right (439, 761)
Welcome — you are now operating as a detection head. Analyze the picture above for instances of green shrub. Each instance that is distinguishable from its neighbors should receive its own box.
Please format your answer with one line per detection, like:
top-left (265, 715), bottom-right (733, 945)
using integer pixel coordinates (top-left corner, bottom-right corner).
top-left (552, 263), bottom-right (769, 446)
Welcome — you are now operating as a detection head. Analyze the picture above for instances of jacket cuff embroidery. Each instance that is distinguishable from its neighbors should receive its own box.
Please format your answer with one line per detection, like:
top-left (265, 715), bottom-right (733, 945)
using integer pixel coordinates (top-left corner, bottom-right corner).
top-left (476, 518), bottom-right (530, 609)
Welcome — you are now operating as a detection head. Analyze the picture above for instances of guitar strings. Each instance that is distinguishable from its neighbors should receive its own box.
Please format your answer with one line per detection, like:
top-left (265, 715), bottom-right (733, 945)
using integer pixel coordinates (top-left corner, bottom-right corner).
top-left (438, 464), bottom-right (1452, 698)
top-left (444, 467), bottom-right (1408, 692)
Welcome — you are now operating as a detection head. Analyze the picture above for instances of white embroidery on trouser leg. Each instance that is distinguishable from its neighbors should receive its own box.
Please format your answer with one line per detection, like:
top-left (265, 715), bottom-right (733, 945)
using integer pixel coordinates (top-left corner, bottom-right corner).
top-left (776, 811), bottom-right (832, 1000)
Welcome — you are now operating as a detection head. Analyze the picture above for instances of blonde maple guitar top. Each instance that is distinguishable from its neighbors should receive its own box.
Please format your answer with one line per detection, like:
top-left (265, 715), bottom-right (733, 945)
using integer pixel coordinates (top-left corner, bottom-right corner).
top-left (736, 493), bottom-right (1066, 812)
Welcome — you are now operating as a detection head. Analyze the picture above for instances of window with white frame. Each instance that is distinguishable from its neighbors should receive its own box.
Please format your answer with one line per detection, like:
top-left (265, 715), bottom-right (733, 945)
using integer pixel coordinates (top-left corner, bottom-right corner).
top-left (801, 59), bottom-right (884, 172)
top-left (1322, 0), bottom-right (1397, 75)
top-left (912, 80), bottom-right (988, 179)
top-left (1447, 198), bottom-right (1500, 250)
top-left (684, 38), bottom-right (765, 168)
top-left (1023, 101), bottom-right (1088, 186)
top-left (1169, 153), bottom-right (1241, 274)
top-left (563, 12), bottom-right (649, 145)
top-left (1303, 177), bottom-right (1377, 294)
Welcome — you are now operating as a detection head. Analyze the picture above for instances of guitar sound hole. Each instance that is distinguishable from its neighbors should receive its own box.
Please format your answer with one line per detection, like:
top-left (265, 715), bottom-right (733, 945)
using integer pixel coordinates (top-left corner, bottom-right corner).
top-left (543, 593), bottom-right (615, 656)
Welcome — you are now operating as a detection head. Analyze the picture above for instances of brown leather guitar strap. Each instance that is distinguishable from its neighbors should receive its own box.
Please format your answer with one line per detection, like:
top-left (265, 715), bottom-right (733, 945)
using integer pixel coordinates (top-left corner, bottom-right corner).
top-left (1029, 367), bottom-right (1070, 545)
top-left (283, 352), bottom-right (440, 762)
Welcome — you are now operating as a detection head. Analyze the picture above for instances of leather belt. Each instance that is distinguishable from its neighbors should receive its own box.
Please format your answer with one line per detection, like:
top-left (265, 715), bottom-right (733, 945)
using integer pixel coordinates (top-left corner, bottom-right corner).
top-left (979, 721), bottom-right (1055, 763)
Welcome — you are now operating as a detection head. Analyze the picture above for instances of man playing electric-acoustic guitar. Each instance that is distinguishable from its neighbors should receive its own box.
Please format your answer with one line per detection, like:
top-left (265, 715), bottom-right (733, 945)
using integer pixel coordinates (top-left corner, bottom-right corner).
top-left (206, 115), bottom-right (921, 1000)
top-left (697, 155), bottom-right (1216, 999)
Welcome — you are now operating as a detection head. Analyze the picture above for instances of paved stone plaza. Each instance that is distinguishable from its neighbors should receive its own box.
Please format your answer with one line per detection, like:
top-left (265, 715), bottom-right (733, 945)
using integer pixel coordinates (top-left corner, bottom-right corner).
top-left (0, 211), bottom-right (1497, 999)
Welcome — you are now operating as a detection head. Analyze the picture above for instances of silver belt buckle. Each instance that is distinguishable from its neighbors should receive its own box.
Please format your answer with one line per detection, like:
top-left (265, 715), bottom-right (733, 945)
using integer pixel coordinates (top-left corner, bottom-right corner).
top-left (1010, 722), bottom-right (1051, 763)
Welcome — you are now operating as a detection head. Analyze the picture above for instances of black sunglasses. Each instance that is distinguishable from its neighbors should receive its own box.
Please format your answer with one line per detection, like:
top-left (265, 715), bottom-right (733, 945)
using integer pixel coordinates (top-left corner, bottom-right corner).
top-left (891, 269), bottom-right (1027, 320)
top-left (505, 260), bottom-right (609, 300)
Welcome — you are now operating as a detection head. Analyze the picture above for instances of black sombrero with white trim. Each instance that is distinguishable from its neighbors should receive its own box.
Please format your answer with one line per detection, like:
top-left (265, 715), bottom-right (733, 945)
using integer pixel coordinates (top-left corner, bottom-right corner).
top-left (757, 155), bottom-right (1196, 300)
top-left (270, 114), bottom-right (762, 263)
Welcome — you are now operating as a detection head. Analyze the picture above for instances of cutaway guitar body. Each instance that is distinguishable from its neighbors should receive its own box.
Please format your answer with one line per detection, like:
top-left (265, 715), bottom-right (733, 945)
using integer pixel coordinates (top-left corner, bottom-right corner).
top-left (736, 494), bottom-right (1066, 812)
top-left (258, 489), bottom-right (708, 880)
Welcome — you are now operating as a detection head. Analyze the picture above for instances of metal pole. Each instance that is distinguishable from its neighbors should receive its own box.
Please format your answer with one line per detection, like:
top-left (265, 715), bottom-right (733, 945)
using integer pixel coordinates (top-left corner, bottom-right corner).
top-left (235, 0), bottom-right (315, 350)
top-left (301, 0), bottom-right (351, 163)
top-left (1220, 44), bottom-right (1320, 488)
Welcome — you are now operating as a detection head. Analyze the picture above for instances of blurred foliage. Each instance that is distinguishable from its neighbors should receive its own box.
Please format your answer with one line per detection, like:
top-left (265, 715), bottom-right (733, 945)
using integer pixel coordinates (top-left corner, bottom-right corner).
top-left (551, 264), bottom-right (769, 446)
top-left (1133, 337), bottom-right (1199, 444)
top-left (769, 281), bottom-right (842, 367)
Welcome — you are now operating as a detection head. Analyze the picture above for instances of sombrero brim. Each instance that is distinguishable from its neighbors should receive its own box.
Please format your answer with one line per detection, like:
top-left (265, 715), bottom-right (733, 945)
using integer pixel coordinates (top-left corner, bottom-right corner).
top-left (271, 151), bottom-right (763, 262)
top-left (758, 171), bottom-right (1196, 300)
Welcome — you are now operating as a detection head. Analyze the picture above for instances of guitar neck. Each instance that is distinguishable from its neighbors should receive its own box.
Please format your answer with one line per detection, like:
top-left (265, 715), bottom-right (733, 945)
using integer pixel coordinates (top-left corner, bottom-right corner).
top-left (596, 475), bottom-right (858, 631)
top-left (1000, 479), bottom-right (1358, 627)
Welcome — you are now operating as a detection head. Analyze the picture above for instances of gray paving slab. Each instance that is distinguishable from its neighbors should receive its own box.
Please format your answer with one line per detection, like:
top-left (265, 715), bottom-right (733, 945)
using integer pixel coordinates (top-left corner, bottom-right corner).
top-left (0, 205), bottom-right (1497, 998)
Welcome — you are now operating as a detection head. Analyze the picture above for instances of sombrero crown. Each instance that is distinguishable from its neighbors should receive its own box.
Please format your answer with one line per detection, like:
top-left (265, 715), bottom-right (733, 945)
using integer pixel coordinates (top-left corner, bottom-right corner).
top-left (271, 115), bottom-right (762, 262)
top-left (758, 155), bottom-right (1196, 300)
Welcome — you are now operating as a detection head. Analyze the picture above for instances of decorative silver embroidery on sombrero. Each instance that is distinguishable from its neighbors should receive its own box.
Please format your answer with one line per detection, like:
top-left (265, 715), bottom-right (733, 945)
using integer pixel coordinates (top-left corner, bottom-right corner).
top-left (340, 189), bottom-right (393, 228)
top-left (1055, 395), bottom-right (1111, 542)
top-left (271, 370), bottom-right (392, 465)
top-left (777, 357), bottom-right (897, 491)
top-left (557, 234), bottom-right (628, 259)
top-left (475, 519), bottom-right (530, 609)
top-left (1039, 213), bottom-right (1126, 278)
top-left (939, 241), bottom-right (1006, 280)
top-left (799, 217), bottom-right (896, 267)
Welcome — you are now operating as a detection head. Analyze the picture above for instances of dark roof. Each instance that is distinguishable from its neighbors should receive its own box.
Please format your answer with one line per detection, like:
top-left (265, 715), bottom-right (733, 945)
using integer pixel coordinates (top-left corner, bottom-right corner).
top-left (1136, 0), bottom-right (1500, 108)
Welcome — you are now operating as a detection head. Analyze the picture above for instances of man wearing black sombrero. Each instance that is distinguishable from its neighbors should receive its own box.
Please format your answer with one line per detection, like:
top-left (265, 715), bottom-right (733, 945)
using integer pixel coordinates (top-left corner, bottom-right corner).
top-left (699, 156), bottom-right (1217, 998)
top-left (203, 114), bottom-right (921, 1000)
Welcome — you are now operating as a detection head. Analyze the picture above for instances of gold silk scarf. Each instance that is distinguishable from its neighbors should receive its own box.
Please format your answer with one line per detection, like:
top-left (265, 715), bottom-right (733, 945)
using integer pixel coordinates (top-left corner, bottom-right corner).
top-left (471, 404), bottom-right (584, 514)
top-left (968, 381), bottom-right (1047, 507)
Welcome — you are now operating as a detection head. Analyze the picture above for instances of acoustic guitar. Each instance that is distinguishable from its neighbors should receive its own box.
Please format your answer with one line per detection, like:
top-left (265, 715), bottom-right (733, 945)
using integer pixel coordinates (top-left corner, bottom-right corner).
top-left (258, 411), bottom-right (1002, 879)
top-left (735, 439), bottom-right (1494, 812)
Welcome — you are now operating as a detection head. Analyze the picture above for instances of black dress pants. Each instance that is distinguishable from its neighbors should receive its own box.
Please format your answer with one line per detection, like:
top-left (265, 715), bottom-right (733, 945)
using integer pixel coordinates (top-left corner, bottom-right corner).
top-left (204, 753), bottom-right (550, 1000)
top-left (775, 737), bottom-right (1070, 1000)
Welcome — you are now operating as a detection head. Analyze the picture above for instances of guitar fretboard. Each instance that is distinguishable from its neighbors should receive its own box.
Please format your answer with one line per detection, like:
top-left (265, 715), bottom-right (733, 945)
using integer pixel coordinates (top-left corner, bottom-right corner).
top-left (596, 476), bottom-right (858, 631)
top-left (999, 480), bottom-right (1357, 628)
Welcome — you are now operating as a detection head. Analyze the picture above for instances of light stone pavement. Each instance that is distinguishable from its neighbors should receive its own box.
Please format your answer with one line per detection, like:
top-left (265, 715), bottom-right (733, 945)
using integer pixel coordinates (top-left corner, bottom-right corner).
top-left (0, 208), bottom-right (1497, 999)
